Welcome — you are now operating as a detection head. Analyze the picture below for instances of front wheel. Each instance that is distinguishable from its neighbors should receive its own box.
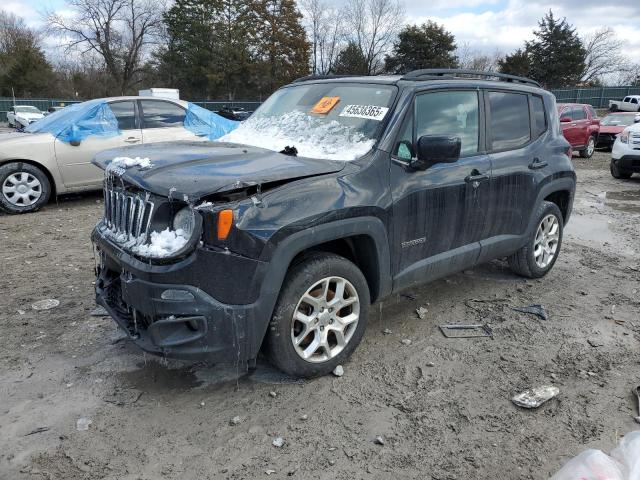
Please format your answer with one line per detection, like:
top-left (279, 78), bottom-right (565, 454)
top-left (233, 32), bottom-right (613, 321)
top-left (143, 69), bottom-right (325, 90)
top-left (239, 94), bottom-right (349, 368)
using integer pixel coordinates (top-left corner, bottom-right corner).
top-left (0, 162), bottom-right (51, 214)
top-left (508, 201), bottom-right (564, 278)
top-left (580, 136), bottom-right (595, 158)
top-left (611, 160), bottom-right (633, 179)
top-left (265, 253), bottom-right (370, 377)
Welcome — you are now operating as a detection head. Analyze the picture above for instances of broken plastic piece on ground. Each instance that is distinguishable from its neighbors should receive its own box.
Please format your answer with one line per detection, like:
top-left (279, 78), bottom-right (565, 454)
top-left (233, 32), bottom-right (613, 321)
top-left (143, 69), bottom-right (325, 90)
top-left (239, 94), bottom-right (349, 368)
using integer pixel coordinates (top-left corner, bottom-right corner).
top-left (511, 304), bottom-right (548, 320)
top-left (76, 417), bottom-right (92, 431)
top-left (32, 299), bottom-right (60, 310)
top-left (512, 385), bottom-right (559, 409)
top-left (633, 386), bottom-right (640, 420)
top-left (90, 306), bottom-right (108, 317)
top-left (550, 431), bottom-right (640, 480)
top-left (272, 436), bottom-right (284, 448)
top-left (439, 323), bottom-right (493, 338)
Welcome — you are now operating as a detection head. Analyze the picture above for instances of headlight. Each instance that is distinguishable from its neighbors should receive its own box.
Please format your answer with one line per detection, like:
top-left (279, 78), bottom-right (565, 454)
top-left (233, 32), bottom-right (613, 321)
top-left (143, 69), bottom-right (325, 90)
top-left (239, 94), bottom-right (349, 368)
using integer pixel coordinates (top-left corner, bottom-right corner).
top-left (620, 131), bottom-right (629, 144)
top-left (172, 207), bottom-right (195, 237)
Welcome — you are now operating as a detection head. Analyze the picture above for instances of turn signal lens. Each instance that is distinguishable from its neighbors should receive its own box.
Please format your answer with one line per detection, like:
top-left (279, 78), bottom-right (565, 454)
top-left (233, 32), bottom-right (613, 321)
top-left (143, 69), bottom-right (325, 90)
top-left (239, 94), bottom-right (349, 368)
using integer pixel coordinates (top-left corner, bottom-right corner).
top-left (217, 209), bottom-right (233, 240)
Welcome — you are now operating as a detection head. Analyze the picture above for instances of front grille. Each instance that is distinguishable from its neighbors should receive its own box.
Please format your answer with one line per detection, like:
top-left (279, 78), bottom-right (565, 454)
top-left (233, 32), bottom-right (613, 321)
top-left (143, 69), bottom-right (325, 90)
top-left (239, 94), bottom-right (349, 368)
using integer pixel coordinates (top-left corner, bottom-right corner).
top-left (631, 134), bottom-right (640, 150)
top-left (103, 185), bottom-right (154, 243)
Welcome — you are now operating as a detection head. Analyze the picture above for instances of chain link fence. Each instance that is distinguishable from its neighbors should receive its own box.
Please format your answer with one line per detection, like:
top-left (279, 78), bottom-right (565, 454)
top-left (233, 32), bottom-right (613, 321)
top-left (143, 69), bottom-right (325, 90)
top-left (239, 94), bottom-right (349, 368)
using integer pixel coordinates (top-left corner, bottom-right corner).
top-left (550, 86), bottom-right (640, 108)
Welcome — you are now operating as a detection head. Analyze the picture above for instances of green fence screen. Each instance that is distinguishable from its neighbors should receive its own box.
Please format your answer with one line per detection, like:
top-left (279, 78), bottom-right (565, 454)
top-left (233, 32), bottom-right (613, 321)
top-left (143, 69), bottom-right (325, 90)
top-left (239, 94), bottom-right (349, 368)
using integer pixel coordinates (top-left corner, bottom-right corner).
top-left (550, 86), bottom-right (640, 108)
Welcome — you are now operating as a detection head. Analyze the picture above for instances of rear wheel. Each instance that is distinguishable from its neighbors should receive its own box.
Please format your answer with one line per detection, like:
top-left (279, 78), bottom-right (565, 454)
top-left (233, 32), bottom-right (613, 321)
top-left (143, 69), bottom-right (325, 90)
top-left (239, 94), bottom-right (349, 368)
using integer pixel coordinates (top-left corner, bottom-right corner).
top-left (580, 136), bottom-right (595, 158)
top-left (0, 162), bottom-right (51, 214)
top-left (610, 160), bottom-right (633, 179)
top-left (610, 105), bottom-right (618, 112)
top-left (265, 253), bottom-right (370, 377)
top-left (508, 201), bottom-right (563, 279)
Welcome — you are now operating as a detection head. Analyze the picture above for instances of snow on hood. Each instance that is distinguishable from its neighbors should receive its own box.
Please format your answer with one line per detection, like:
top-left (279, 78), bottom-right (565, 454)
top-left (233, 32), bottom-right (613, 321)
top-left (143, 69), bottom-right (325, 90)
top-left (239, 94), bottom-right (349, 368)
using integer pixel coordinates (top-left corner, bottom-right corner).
top-left (219, 110), bottom-right (375, 161)
top-left (105, 156), bottom-right (153, 176)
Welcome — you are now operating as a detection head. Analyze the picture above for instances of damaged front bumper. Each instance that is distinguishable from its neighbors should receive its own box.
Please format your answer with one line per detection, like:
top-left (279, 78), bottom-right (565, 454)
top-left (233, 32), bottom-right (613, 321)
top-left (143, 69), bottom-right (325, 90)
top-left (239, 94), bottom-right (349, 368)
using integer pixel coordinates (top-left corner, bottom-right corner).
top-left (92, 227), bottom-right (265, 363)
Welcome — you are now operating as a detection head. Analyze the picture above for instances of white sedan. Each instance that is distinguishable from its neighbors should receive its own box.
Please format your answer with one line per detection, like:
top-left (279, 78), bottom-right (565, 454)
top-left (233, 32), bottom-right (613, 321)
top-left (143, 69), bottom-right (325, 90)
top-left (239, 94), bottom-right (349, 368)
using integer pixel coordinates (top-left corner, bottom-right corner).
top-left (7, 105), bottom-right (45, 129)
top-left (0, 96), bottom-right (237, 214)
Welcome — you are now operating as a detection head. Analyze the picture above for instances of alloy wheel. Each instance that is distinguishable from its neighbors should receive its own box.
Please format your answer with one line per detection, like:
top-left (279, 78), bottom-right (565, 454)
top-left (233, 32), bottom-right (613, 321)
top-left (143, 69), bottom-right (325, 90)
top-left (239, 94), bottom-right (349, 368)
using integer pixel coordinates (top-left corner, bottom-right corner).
top-left (2, 172), bottom-right (42, 206)
top-left (587, 137), bottom-right (595, 157)
top-left (291, 276), bottom-right (360, 363)
top-left (533, 214), bottom-right (560, 268)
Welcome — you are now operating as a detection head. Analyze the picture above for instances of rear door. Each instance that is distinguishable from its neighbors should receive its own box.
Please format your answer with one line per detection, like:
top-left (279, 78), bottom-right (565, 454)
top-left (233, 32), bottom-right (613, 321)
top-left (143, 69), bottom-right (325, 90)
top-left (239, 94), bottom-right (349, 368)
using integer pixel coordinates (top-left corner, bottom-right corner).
top-left (572, 106), bottom-right (590, 147)
top-left (139, 100), bottom-right (201, 144)
top-left (54, 100), bottom-right (142, 189)
top-left (480, 90), bottom-right (543, 260)
top-left (390, 89), bottom-right (490, 287)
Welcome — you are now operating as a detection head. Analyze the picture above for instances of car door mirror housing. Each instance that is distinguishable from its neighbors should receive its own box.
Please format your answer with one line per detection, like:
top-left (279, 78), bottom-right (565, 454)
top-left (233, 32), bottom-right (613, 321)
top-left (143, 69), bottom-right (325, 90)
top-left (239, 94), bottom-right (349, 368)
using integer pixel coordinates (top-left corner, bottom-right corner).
top-left (560, 116), bottom-right (572, 123)
top-left (69, 140), bottom-right (81, 146)
top-left (412, 135), bottom-right (461, 170)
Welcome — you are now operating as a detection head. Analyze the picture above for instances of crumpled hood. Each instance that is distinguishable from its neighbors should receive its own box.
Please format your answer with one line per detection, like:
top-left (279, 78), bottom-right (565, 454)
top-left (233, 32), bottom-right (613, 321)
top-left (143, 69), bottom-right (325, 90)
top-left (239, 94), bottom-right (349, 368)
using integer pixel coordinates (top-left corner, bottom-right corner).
top-left (92, 141), bottom-right (347, 200)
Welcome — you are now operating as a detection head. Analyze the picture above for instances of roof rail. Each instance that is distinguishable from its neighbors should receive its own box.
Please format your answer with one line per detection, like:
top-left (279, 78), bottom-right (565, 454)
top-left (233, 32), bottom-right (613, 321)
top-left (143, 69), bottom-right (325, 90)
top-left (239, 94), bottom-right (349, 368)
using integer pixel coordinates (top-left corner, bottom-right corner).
top-left (292, 74), bottom-right (364, 83)
top-left (401, 69), bottom-right (541, 88)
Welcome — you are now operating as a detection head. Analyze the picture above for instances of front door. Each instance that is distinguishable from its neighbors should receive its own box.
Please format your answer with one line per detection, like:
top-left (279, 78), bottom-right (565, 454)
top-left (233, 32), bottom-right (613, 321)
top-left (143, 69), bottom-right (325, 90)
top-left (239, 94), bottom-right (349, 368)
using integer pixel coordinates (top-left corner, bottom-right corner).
top-left (390, 89), bottom-right (490, 289)
top-left (55, 100), bottom-right (141, 189)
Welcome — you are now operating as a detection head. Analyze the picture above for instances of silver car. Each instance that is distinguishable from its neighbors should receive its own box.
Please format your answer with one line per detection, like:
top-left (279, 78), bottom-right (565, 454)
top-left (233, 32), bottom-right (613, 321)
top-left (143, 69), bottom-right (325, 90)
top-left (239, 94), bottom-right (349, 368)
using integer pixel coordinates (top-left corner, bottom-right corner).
top-left (0, 96), bottom-right (205, 214)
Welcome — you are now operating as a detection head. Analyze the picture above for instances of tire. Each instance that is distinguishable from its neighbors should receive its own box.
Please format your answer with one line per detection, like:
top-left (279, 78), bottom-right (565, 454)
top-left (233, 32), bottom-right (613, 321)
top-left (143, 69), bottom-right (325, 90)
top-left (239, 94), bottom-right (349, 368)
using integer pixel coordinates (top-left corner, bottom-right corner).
top-left (0, 162), bottom-right (51, 214)
top-left (610, 105), bottom-right (618, 112)
top-left (508, 201), bottom-right (563, 279)
top-left (265, 252), bottom-right (370, 378)
top-left (610, 160), bottom-right (632, 179)
top-left (580, 136), bottom-right (595, 158)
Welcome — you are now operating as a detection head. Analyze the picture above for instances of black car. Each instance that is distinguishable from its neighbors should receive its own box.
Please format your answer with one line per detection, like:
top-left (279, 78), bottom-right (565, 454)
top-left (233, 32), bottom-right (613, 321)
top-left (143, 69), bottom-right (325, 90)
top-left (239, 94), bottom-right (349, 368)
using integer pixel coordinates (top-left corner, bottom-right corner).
top-left (216, 106), bottom-right (252, 121)
top-left (91, 69), bottom-right (575, 377)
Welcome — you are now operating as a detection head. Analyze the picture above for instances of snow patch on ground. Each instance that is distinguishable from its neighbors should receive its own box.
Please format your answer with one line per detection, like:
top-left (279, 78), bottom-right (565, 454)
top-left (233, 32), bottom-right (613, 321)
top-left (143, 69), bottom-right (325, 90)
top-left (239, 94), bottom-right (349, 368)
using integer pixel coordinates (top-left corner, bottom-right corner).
top-left (131, 228), bottom-right (188, 258)
top-left (219, 111), bottom-right (375, 161)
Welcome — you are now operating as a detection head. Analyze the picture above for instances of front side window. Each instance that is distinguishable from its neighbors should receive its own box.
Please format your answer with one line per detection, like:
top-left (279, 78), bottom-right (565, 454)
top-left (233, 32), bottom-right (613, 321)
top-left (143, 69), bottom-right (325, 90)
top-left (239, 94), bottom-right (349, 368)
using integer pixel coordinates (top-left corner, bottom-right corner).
top-left (489, 91), bottom-right (530, 151)
top-left (109, 101), bottom-right (136, 130)
top-left (414, 90), bottom-right (479, 156)
top-left (140, 100), bottom-right (186, 128)
top-left (571, 107), bottom-right (586, 120)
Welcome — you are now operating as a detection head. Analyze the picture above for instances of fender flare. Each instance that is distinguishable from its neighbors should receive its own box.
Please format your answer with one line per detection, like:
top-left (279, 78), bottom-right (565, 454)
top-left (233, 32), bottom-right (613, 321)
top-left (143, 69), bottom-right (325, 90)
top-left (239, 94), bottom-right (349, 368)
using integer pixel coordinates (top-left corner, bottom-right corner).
top-left (246, 216), bottom-right (391, 358)
top-left (525, 176), bottom-right (576, 237)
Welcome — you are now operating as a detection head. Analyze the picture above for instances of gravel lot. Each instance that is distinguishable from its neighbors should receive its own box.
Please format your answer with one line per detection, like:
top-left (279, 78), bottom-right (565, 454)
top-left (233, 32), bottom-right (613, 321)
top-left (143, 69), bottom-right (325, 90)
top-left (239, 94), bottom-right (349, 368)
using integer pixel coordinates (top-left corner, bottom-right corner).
top-left (1, 150), bottom-right (639, 479)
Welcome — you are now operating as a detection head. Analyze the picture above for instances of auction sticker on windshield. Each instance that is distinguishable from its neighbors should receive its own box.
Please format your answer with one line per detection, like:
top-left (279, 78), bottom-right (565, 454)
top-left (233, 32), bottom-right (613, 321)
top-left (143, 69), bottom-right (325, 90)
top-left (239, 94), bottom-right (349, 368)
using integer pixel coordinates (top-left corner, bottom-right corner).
top-left (311, 97), bottom-right (340, 114)
top-left (339, 105), bottom-right (389, 121)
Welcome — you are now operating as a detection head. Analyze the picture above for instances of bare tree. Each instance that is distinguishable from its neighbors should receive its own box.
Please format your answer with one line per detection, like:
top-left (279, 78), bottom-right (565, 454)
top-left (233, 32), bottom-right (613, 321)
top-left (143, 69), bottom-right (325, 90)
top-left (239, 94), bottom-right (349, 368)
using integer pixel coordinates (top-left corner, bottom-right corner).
top-left (300, 0), bottom-right (345, 75)
top-left (457, 43), bottom-right (502, 72)
top-left (581, 27), bottom-right (629, 84)
top-left (344, 0), bottom-right (404, 74)
top-left (46, 0), bottom-right (165, 95)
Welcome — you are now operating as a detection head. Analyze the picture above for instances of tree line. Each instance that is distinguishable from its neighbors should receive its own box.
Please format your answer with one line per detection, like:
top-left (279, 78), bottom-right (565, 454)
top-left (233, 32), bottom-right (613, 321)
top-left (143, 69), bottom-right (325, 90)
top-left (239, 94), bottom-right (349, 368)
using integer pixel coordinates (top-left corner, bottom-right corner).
top-left (1, 1), bottom-right (639, 101)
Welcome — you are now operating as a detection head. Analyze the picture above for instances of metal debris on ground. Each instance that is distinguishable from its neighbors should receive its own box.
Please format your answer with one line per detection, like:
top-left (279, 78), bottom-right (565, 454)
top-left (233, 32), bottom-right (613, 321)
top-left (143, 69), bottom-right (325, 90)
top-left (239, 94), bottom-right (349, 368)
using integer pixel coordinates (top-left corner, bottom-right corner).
top-left (439, 324), bottom-right (493, 338)
top-left (32, 299), bottom-right (60, 311)
top-left (299, 414), bottom-right (308, 421)
top-left (512, 385), bottom-right (559, 409)
top-left (272, 437), bottom-right (284, 448)
top-left (374, 436), bottom-right (385, 445)
top-left (90, 306), bottom-right (109, 317)
top-left (382, 328), bottom-right (392, 334)
top-left (633, 386), bottom-right (640, 423)
top-left (511, 304), bottom-right (549, 320)
top-left (25, 426), bottom-right (50, 436)
top-left (266, 469), bottom-right (276, 475)
top-left (76, 417), bottom-right (92, 431)
top-left (588, 338), bottom-right (605, 347)
top-left (269, 391), bottom-right (277, 398)
top-left (400, 339), bottom-right (412, 346)
top-left (332, 365), bottom-right (344, 377)
top-left (416, 306), bottom-right (428, 319)
top-left (230, 416), bottom-right (241, 426)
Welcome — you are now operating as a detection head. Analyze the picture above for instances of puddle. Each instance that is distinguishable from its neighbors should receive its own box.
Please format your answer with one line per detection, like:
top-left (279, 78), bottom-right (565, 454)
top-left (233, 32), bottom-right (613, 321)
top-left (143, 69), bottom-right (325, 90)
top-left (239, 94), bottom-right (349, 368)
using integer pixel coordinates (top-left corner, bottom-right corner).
top-left (565, 214), bottom-right (635, 255)
top-left (606, 190), bottom-right (640, 201)
top-left (120, 360), bottom-right (203, 392)
top-left (605, 190), bottom-right (640, 213)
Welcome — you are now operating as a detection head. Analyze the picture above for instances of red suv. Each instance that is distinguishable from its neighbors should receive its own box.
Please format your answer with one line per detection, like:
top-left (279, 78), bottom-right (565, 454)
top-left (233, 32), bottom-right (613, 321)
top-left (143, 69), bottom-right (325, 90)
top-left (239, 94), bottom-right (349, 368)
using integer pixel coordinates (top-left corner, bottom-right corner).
top-left (557, 103), bottom-right (600, 158)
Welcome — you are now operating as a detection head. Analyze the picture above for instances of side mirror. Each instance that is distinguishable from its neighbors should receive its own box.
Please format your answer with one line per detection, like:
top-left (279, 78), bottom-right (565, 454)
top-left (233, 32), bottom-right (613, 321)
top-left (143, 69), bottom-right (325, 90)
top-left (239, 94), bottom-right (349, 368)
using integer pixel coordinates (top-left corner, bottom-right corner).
top-left (560, 116), bottom-right (572, 123)
top-left (634, 114), bottom-right (640, 124)
top-left (411, 135), bottom-right (461, 170)
top-left (70, 140), bottom-right (81, 146)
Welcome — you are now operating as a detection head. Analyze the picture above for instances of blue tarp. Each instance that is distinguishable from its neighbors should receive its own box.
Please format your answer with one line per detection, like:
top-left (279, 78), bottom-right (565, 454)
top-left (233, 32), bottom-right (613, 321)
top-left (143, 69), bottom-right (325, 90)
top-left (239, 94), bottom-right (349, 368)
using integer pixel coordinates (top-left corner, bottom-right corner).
top-left (184, 102), bottom-right (239, 140)
top-left (25, 100), bottom-right (120, 143)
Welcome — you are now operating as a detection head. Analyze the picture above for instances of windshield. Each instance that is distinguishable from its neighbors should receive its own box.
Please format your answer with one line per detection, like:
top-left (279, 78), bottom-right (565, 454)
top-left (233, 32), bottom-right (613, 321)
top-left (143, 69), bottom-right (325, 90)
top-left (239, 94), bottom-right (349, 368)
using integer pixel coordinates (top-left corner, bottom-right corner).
top-left (601, 113), bottom-right (637, 126)
top-left (24, 101), bottom-right (95, 134)
top-left (220, 83), bottom-right (397, 160)
top-left (15, 106), bottom-right (41, 114)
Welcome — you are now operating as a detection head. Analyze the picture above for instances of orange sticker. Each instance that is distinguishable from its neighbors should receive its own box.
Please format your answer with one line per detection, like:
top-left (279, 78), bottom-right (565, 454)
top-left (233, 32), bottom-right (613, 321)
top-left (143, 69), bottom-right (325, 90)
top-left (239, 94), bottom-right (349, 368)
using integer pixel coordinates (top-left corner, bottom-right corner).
top-left (311, 96), bottom-right (340, 114)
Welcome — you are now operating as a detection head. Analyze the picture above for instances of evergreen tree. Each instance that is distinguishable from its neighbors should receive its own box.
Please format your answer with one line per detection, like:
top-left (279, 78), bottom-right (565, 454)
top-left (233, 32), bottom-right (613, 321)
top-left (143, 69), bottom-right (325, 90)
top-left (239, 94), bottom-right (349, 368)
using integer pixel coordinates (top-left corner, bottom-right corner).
top-left (497, 49), bottom-right (531, 77)
top-left (331, 42), bottom-right (368, 75)
top-left (384, 21), bottom-right (458, 74)
top-left (526, 11), bottom-right (586, 87)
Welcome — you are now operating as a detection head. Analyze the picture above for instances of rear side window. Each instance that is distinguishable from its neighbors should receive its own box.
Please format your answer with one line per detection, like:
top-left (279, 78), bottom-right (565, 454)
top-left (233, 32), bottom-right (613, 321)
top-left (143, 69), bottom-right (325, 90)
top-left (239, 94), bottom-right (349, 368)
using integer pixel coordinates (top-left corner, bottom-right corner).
top-left (140, 100), bottom-right (186, 128)
top-left (587, 105), bottom-right (597, 118)
top-left (531, 96), bottom-right (547, 138)
top-left (415, 90), bottom-right (479, 156)
top-left (632, 98), bottom-right (639, 104)
top-left (109, 101), bottom-right (136, 130)
top-left (488, 91), bottom-right (530, 151)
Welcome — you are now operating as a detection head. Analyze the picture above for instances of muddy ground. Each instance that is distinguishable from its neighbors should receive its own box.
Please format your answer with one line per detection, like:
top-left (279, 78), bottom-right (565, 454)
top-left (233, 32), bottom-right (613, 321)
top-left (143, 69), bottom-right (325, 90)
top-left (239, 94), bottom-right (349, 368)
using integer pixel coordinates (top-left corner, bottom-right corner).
top-left (1, 151), bottom-right (639, 480)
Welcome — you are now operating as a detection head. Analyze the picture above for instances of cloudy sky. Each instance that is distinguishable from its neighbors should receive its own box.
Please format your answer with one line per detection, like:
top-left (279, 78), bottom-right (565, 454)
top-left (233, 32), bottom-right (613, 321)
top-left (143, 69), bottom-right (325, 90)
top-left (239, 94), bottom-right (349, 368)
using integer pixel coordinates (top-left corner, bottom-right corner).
top-left (8, 0), bottom-right (640, 60)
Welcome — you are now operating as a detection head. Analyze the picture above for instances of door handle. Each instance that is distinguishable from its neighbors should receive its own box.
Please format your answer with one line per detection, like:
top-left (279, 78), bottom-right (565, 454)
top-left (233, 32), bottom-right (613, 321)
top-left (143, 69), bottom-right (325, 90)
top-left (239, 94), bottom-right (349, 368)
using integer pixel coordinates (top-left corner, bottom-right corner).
top-left (571, 123), bottom-right (577, 126)
top-left (528, 158), bottom-right (548, 170)
top-left (465, 170), bottom-right (489, 184)
top-left (124, 137), bottom-right (140, 143)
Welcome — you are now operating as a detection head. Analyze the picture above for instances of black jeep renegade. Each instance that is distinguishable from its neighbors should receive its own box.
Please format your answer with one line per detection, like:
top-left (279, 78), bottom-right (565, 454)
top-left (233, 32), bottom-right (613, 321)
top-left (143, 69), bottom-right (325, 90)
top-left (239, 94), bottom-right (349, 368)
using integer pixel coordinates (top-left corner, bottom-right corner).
top-left (92, 69), bottom-right (575, 377)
